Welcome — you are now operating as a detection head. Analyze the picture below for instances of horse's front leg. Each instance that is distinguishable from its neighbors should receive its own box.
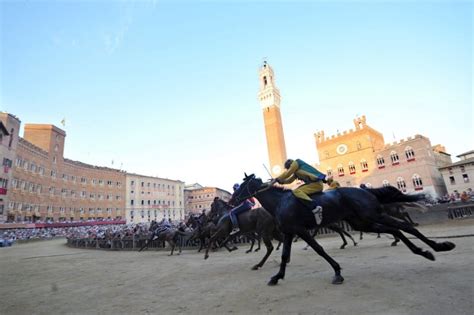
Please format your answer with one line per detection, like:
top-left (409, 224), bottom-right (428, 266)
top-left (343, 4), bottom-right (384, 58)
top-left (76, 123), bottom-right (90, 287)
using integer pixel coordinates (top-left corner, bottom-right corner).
top-left (296, 228), bottom-right (344, 285)
top-left (268, 233), bottom-right (294, 286)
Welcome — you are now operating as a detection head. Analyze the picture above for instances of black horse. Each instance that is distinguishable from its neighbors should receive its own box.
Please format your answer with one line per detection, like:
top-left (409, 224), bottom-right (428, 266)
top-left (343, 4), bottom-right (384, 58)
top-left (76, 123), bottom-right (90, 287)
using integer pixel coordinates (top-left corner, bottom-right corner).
top-left (204, 198), bottom-right (283, 270)
top-left (231, 174), bottom-right (455, 286)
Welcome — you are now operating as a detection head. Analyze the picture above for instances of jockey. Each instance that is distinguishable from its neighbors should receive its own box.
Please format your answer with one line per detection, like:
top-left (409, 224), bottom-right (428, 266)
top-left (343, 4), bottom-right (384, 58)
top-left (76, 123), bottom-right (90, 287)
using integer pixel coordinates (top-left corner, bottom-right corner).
top-left (326, 175), bottom-right (341, 190)
top-left (229, 183), bottom-right (256, 236)
top-left (272, 158), bottom-right (326, 210)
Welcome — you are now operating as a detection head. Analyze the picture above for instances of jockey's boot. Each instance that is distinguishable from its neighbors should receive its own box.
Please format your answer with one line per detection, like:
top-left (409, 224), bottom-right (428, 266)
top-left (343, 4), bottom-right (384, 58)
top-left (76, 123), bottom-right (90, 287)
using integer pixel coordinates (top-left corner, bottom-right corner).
top-left (299, 198), bottom-right (323, 225)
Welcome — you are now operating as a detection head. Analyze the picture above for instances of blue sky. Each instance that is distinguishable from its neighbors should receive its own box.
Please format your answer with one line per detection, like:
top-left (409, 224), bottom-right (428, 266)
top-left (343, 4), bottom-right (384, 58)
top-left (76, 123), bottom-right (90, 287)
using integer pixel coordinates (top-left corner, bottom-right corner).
top-left (1, 0), bottom-right (472, 191)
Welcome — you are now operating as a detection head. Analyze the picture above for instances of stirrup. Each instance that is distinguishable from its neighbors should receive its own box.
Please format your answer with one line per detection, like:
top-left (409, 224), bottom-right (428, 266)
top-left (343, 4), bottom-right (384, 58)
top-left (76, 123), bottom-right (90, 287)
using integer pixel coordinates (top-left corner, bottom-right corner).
top-left (230, 228), bottom-right (240, 235)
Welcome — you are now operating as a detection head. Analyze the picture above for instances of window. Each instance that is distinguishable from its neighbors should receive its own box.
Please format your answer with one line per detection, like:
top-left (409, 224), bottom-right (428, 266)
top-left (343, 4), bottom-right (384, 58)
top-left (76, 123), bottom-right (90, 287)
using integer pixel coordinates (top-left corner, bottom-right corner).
top-left (390, 151), bottom-right (400, 165)
top-left (397, 177), bottom-right (406, 191)
top-left (360, 159), bottom-right (368, 172)
top-left (412, 174), bottom-right (423, 190)
top-left (405, 146), bottom-right (415, 161)
top-left (449, 176), bottom-right (456, 185)
top-left (356, 141), bottom-right (362, 150)
top-left (382, 180), bottom-right (390, 187)
top-left (460, 166), bottom-right (465, 173)
top-left (337, 164), bottom-right (344, 177)
top-left (348, 162), bottom-right (356, 174)
top-left (131, 200), bottom-right (134, 206)
top-left (377, 155), bottom-right (385, 168)
top-left (463, 174), bottom-right (470, 183)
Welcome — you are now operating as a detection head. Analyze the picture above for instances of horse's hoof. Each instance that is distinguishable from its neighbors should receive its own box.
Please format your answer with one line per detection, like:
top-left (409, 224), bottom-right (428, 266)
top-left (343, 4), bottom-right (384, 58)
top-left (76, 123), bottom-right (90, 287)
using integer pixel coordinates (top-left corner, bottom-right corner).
top-left (204, 255), bottom-right (209, 260)
top-left (391, 242), bottom-right (398, 247)
top-left (340, 245), bottom-right (346, 249)
top-left (255, 249), bottom-right (260, 252)
top-left (267, 278), bottom-right (279, 286)
top-left (422, 251), bottom-right (435, 261)
top-left (354, 243), bottom-right (358, 247)
top-left (302, 247), bottom-right (308, 251)
top-left (332, 275), bottom-right (344, 285)
top-left (437, 241), bottom-right (456, 252)
top-left (251, 265), bottom-right (260, 270)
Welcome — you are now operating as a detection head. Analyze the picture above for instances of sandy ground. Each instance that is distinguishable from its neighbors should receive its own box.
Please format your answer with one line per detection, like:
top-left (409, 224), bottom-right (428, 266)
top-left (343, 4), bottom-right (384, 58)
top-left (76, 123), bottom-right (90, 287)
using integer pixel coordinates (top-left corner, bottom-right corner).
top-left (1, 219), bottom-right (473, 315)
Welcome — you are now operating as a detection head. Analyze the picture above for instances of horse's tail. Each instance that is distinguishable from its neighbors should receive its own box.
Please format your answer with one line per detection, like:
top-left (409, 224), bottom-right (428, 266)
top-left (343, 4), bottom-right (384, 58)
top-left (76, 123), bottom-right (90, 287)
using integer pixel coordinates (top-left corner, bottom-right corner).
top-left (366, 186), bottom-right (425, 204)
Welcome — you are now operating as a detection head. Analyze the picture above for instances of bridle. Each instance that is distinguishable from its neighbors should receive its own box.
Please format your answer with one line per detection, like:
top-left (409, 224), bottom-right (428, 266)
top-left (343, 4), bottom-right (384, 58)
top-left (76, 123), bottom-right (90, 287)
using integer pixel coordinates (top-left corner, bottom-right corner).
top-left (232, 178), bottom-right (273, 204)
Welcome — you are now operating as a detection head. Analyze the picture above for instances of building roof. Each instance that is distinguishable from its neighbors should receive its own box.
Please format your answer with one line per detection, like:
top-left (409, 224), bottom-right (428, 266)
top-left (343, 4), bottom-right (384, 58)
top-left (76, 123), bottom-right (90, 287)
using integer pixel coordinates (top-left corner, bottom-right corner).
top-left (439, 157), bottom-right (474, 170)
top-left (456, 150), bottom-right (474, 158)
top-left (0, 122), bottom-right (9, 135)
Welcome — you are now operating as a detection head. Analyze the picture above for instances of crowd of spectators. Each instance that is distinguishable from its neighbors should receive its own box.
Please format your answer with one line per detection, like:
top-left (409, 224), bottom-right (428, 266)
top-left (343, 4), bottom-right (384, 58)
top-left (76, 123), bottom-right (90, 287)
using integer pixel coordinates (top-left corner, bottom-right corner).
top-left (0, 219), bottom-right (187, 247)
top-left (437, 188), bottom-right (474, 203)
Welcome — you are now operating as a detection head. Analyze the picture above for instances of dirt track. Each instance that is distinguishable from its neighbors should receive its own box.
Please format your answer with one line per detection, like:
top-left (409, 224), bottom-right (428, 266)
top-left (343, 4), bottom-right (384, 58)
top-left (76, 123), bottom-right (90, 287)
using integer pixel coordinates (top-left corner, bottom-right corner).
top-left (1, 220), bottom-right (473, 315)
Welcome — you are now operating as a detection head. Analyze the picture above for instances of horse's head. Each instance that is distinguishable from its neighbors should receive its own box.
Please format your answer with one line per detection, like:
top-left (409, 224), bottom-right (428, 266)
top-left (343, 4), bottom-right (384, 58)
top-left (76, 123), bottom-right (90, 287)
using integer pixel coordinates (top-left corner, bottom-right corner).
top-left (230, 173), bottom-right (263, 205)
top-left (209, 198), bottom-right (231, 222)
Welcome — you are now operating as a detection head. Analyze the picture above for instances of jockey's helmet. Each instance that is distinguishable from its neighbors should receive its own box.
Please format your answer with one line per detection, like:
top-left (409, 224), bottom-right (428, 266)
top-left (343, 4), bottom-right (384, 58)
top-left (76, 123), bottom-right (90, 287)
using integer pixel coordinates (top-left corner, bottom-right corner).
top-left (233, 183), bottom-right (240, 191)
top-left (284, 159), bottom-right (294, 169)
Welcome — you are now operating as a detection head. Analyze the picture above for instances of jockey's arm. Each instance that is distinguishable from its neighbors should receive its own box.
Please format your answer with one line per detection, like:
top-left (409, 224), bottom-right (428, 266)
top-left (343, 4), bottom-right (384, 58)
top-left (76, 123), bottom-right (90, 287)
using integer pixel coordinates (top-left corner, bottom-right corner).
top-left (276, 160), bottom-right (299, 184)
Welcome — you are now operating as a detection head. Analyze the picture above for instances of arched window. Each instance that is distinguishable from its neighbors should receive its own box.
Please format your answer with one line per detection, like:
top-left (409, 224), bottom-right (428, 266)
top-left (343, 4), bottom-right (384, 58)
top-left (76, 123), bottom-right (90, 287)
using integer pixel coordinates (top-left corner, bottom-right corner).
top-left (405, 146), bottom-right (415, 161)
top-left (356, 141), bottom-right (362, 150)
top-left (360, 159), bottom-right (368, 172)
top-left (390, 151), bottom-right (400, 165)
top-left (337, 164), bottom-right (344, 177)
top-left (397, 177), bottom-right (406, 191)
top-left (348, 162), bottom-right (356, 174)
top-left (382, 180), bottom-right (390, 187)
top-left (327, 168), bottom-right (333, 177)
top-left (377, 155), bottom-right (385, 168)
top-left (412, 174), bottom-right (423, 190)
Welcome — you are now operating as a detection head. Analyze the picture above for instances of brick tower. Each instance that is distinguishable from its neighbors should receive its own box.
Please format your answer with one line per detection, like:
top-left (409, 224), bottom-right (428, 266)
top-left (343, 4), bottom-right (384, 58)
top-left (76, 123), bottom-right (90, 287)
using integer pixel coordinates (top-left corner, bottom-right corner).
top-left (258, 61), bottom-right (287, 177)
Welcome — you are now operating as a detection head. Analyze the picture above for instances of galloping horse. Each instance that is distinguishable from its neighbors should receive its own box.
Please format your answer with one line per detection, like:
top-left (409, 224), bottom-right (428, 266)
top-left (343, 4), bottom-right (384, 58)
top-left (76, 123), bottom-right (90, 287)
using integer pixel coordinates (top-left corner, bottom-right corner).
top-left (138, 220), bottom-right (189, 256)
top-left (204, 198), bottom-right (283, 270)
top-left (231, 174), bottom-right (455, 286)
top-left (186, 214), bottom-right (220, 252)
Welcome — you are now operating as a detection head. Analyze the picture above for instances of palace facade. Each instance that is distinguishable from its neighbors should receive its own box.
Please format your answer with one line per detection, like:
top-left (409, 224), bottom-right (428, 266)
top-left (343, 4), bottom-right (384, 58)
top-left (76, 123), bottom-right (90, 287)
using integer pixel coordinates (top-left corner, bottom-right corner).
top-left (439, 150), bottom-right (474, 195)
top-left (0, 112), bottom-right (186, 223)
top-left (315, 116), bottom-right (452, 197)
top-left (125, 173), bottom-right (185, 224)
top-left (184, 183), bottom-right (232, 215)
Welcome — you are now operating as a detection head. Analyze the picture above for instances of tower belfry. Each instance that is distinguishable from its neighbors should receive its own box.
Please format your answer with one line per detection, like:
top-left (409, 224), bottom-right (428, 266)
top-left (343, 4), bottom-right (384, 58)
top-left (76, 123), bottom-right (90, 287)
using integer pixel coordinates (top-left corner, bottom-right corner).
top-left (258, 61), bottom-right (287, 177)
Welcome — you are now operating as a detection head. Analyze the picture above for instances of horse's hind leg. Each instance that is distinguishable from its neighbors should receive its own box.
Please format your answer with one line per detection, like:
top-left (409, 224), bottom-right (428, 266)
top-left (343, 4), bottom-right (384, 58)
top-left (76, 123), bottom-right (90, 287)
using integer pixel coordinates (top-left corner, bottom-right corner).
top-left (342, 230), bottom-right (358, 247)
top-left (296, 229), bottom-right (344, 285)
top-left (376, 215), bottom-right (455, 252)
top-left (251, 234), bottom-right (274, 270)
top-left (329, 225), bottom-right (349, 249)
top-left (255, 236), bottom-right (261, 252)
top-left (362, 222), bottom-right (435, 261)
top-left (246, 237), bottom-right (255, 254)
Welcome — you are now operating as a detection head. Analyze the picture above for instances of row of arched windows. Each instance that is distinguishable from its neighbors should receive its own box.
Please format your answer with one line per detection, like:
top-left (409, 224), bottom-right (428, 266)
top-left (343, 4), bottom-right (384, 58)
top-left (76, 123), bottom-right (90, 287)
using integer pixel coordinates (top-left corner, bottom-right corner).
top-left (364, 174), bottom-right (423, 191)
top-left (378, 147), bottom-right (416, 168)
top-left (328, 160), bottom-right (369, 177)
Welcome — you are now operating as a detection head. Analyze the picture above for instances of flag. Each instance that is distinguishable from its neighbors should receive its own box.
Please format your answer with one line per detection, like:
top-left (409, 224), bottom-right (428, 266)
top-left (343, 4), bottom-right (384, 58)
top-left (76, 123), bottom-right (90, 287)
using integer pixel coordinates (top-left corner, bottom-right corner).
top-left (60, 118), bottom-right (66, 127)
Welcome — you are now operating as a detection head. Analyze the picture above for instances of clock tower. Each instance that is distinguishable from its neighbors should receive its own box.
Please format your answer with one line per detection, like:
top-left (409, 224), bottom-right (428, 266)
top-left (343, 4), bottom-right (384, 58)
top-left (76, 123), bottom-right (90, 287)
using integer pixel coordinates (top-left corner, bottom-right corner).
top-left (258, 61), bottom-right (287, 177)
